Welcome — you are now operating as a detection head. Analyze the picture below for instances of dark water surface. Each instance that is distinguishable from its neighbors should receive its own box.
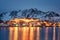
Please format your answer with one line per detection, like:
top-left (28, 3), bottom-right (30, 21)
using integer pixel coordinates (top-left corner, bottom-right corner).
top-left (0, 27), bottom-right (60, 40)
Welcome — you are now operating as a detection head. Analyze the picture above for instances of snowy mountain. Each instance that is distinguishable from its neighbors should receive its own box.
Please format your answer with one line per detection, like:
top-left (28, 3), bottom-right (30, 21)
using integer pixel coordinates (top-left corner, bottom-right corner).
top-left (0, 8), bottom-right (60, 22)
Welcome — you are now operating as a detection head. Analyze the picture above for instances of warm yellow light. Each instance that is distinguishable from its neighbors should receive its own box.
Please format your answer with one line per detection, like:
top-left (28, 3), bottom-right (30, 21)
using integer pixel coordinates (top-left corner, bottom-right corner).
top-left (7, 18), bottom-right (59, 27)
top-left (14, 18), bottom-right (20, 23)
top-left (58, 22), bottom-right (60, 27)
top-left (16, 24), bottom-right (19, 27)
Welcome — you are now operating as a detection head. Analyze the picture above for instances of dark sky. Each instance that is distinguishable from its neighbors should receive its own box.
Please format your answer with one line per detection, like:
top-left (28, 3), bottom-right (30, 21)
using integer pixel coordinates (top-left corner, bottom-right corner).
top-left (0, 0), bottom-right (60, 13)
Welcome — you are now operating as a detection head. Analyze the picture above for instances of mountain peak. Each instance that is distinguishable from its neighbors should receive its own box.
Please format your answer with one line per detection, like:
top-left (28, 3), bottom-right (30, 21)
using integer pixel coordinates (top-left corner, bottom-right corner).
top-left (0, 8), bottom-right (60, 22)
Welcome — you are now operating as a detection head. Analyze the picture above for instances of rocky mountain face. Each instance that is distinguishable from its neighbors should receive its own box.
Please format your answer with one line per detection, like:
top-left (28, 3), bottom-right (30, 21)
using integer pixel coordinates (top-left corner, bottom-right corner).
top-left (0, 8), bottom-right (60, 22)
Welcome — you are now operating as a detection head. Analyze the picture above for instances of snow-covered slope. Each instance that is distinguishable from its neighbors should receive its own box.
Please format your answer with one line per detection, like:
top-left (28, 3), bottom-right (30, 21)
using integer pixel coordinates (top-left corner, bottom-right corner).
top-left (0, 8), bottom-right (60, 22)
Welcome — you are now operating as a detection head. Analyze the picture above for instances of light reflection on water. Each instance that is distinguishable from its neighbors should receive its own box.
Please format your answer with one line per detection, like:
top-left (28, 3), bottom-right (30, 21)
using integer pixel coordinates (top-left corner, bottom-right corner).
top-left (0, 27), bottom-right (60, 40)
top-left (9, 27), bottom-right (40, 40)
